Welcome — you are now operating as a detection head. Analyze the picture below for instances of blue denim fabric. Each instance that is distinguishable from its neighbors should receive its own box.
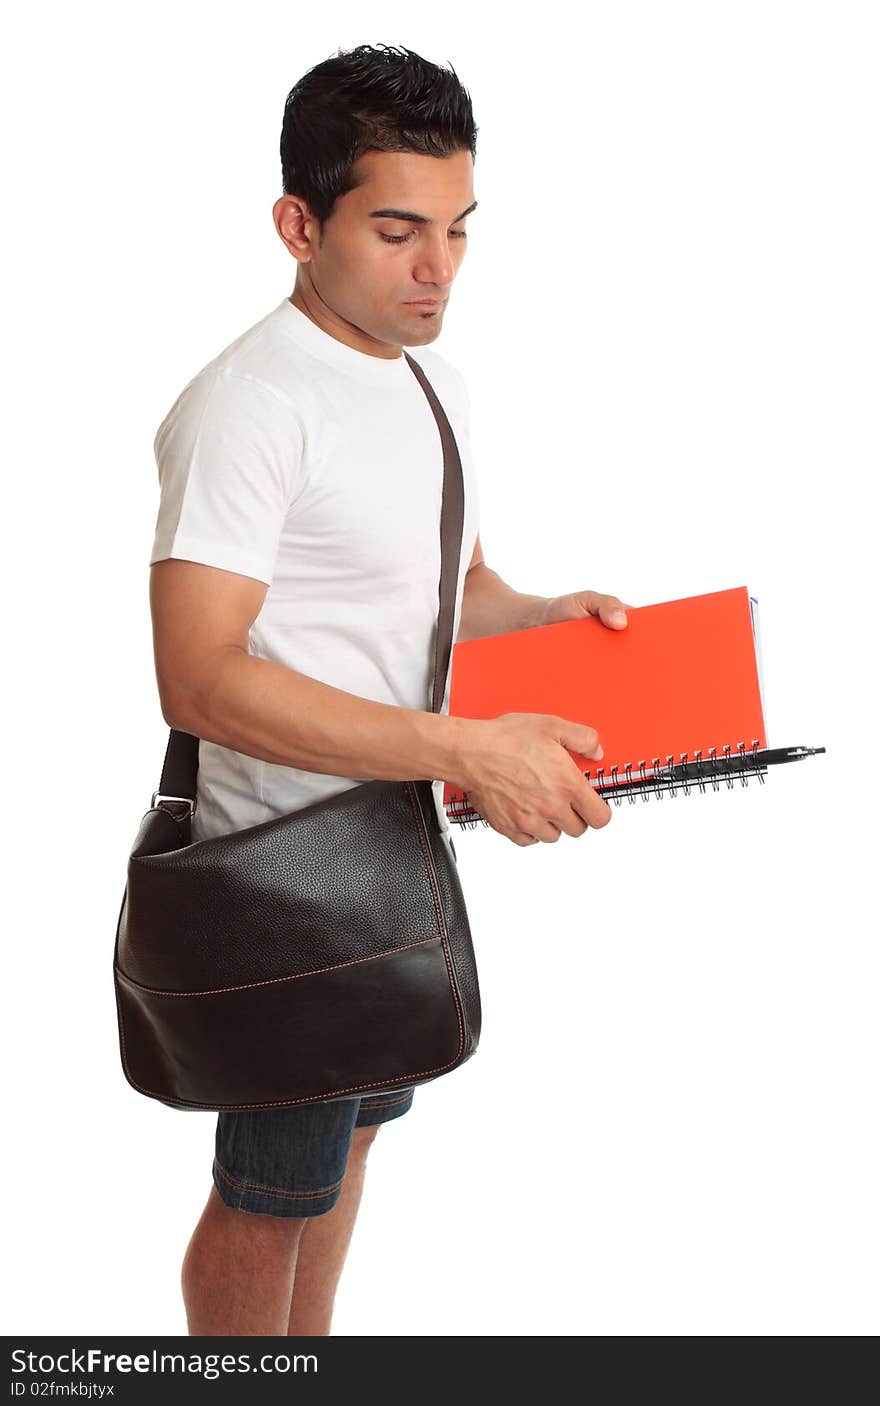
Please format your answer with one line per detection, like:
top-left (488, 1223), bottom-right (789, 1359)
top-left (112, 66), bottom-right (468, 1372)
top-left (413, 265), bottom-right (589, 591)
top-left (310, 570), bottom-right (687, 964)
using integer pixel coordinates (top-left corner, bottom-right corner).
top-left (212, 1086), bottom-right (415, 1218)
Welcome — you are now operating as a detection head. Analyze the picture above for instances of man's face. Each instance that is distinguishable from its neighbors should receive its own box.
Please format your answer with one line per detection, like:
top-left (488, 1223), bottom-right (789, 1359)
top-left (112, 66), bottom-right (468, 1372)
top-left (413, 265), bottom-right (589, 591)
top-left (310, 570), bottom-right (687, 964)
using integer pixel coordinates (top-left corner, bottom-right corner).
top-left (297, 147), bottom-right (475, 354)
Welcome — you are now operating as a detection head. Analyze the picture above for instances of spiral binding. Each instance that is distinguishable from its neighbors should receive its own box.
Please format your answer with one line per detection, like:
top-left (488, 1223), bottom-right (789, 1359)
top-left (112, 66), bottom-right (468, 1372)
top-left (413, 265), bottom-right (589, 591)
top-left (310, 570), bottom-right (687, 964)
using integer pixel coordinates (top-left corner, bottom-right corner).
top-left (445, 739), bottom-right (767, 828)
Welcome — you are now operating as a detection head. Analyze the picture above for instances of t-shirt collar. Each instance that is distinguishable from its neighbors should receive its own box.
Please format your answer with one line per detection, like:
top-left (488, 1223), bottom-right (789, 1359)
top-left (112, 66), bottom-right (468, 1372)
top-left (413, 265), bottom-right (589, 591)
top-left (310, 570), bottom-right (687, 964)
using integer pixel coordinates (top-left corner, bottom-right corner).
top-left (273, 297), bottom-right (416, 386)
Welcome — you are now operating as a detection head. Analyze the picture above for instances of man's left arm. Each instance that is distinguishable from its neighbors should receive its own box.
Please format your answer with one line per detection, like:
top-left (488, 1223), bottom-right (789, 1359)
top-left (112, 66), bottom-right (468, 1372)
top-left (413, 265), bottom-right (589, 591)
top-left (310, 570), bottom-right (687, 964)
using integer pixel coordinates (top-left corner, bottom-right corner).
top-left (457, 535), bottom-right (635, 641)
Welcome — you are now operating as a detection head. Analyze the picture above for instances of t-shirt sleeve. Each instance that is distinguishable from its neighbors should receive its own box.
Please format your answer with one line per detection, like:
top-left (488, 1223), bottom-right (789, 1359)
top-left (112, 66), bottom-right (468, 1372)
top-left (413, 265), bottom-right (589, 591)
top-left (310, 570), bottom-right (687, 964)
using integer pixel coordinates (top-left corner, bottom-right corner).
top-left (148, 367), bottom-right (306, 586)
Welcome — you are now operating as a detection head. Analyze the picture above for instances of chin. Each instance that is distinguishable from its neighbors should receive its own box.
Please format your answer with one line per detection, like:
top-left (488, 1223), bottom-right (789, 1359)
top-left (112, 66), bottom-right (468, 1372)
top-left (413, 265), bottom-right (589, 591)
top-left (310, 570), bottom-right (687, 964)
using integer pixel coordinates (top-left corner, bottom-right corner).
top-left (402, 319), bottom-right (443, 345)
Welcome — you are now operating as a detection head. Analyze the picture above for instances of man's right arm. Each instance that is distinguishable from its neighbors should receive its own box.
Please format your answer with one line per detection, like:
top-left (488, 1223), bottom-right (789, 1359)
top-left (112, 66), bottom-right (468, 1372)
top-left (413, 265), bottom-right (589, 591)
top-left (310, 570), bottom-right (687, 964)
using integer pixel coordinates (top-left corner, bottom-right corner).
top-left (150, 557), bottom-right (472, 787)
top-left (150, 557), bottom-right (611, 844)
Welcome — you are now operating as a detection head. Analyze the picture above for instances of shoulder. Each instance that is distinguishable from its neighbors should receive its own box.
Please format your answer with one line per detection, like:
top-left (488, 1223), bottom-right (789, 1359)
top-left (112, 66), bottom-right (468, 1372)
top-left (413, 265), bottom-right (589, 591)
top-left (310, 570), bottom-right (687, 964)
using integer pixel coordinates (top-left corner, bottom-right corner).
top-left (153, 306), bottom-right (318, 449)
top-left (150, 364), bottom-right (308, 529)
top-left (153, 361), bottom-right (306, 464)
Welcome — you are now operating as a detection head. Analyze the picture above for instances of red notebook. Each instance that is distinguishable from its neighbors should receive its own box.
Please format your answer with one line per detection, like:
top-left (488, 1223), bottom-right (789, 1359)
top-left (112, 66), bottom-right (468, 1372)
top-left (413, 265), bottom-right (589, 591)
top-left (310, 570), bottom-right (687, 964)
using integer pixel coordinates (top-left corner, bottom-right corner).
top-left (443, 585), bottom-right (767, 812)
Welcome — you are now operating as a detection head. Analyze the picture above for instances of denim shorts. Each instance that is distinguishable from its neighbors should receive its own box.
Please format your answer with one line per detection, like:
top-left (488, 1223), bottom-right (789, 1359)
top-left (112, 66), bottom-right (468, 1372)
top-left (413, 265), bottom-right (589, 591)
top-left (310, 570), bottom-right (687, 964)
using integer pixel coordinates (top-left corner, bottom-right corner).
top-left (212, 1086), bottom-right (415, 1218)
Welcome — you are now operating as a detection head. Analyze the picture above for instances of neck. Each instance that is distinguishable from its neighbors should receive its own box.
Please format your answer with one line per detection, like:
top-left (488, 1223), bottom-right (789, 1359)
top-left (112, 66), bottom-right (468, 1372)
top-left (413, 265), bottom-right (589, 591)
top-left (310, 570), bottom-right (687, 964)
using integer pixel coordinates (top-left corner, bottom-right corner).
top-left (288, 282), bottom-right (403, 360)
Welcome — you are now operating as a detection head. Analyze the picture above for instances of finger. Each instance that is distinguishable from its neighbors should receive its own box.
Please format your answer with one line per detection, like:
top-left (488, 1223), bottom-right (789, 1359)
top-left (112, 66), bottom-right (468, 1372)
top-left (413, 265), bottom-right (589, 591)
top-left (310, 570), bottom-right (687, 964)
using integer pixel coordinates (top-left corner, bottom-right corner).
top-left (584, 593), bottom-right (635, 617)
top-left (555, 717), bottom-right (603, 761)
top-left (571, 778), bottom-right (614, 829)
top-left (602, 599), bottom-right (629, 627)
top-left (534, 805), bottom-right (589, 839)
top-left (513, 815), bottom-right (563, 843)
top-left (556, 806), bottom-right (590, 839)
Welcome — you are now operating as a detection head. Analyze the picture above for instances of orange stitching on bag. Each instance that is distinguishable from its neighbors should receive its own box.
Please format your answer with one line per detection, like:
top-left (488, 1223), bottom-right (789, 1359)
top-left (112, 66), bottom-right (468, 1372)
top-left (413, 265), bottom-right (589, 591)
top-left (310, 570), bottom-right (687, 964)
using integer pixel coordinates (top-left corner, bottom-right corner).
top-left (114, 932), bottom-right (440, 998)
top-left (114, 962), bottom-right (465, 1111)
top-left (213, 1156), bottom-right (344, 1200)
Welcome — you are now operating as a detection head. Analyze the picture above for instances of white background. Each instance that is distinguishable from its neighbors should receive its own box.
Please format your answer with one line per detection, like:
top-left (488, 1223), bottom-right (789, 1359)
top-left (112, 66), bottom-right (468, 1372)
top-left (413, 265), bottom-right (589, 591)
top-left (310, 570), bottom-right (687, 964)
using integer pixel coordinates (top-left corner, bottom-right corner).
top-left (4, 0), bottom-right (877, 1337)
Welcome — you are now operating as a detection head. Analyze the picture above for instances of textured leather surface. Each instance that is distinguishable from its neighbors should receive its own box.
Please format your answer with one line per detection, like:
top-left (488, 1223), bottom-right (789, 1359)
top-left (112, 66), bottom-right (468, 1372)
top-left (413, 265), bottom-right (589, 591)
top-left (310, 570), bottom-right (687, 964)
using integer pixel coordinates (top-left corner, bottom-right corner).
top-left (113, 779), bottom-right (481, 1109)
top-left (114, 352), bottom-right (481, 1111)
top-left (411, 781), bottom-right (481, 1062)
top-left (121, 780), bottom-right (448, 990)
top-left (116, 936), bottom-right (463, 1110)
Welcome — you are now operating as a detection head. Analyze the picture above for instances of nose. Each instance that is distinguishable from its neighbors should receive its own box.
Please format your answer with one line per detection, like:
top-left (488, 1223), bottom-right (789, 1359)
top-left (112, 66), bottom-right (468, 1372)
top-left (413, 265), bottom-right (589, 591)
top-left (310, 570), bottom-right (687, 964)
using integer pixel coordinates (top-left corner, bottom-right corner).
top-left (411, 234), bottom-right (457, 289)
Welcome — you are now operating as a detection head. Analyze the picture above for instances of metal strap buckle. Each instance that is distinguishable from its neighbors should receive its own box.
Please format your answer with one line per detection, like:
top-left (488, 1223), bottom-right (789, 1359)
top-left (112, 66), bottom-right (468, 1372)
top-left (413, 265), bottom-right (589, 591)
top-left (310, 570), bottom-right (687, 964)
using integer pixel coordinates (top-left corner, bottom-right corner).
top-left (151, 792), bottom-right (196, 819)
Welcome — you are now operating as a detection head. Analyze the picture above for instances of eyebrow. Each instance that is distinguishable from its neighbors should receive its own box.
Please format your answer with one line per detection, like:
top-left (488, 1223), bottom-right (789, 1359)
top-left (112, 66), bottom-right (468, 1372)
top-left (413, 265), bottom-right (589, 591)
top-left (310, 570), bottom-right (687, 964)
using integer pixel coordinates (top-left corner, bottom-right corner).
top-left (368, 200), bottom-right (478, 225)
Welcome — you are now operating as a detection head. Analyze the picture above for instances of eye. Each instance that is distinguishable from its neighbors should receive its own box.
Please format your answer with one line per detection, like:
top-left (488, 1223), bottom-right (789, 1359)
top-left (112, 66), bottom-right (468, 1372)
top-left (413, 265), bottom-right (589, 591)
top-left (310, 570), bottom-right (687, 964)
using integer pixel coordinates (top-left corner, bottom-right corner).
top-left (379, 228), bottom-right (469, 245)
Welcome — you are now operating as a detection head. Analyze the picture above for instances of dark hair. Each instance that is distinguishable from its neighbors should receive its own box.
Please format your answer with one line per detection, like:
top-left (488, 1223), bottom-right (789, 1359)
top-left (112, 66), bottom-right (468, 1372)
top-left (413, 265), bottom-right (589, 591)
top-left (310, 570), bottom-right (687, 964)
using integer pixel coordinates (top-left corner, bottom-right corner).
top-left (280, 43), bottom-right (477, 230)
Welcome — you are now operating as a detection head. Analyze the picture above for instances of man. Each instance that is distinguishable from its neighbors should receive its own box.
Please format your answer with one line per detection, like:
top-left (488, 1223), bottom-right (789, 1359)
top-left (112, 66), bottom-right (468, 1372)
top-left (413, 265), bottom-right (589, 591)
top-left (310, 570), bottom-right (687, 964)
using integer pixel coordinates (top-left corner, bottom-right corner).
top-left (149, 43), bottom-right (631, 1336)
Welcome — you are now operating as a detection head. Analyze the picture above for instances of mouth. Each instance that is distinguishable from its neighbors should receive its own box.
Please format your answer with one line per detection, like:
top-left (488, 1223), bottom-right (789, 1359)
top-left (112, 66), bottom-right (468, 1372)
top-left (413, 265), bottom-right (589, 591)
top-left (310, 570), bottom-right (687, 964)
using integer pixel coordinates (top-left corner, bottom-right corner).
top-left (406, 299), bottom-right (445, 309)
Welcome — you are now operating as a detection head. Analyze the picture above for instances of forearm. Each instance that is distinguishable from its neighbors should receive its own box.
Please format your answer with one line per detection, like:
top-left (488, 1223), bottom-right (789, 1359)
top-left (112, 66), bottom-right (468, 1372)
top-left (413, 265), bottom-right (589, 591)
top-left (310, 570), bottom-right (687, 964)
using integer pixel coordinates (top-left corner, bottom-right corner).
top-left (457, 563), bottom-right (550, 642)
top-left (168, 647), bottom-right (475, 785)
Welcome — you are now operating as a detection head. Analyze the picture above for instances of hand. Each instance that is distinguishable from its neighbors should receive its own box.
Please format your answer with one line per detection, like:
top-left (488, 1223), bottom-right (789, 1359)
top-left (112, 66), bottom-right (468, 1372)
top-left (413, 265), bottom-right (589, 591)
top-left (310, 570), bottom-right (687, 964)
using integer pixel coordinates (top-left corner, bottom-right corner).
top-left (540, 590), bottom-right (636, 630)
top-left (455, 712), bottom-right (613, 847)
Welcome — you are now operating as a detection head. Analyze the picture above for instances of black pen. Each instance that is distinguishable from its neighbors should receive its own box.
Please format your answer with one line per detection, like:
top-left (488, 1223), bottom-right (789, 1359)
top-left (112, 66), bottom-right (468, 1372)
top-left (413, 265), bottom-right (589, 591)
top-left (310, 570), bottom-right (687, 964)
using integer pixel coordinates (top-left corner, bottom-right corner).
top-left (589, 744), bottom-right (827, 798)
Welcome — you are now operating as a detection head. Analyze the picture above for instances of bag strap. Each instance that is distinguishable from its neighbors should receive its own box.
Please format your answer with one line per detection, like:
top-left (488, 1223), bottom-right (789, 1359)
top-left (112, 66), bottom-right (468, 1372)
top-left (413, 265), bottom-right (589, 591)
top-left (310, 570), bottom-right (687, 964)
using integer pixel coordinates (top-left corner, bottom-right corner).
top-left (154, 351), bottom-right (466, 807)
top-left (404, 352), bottom-right (466, 715)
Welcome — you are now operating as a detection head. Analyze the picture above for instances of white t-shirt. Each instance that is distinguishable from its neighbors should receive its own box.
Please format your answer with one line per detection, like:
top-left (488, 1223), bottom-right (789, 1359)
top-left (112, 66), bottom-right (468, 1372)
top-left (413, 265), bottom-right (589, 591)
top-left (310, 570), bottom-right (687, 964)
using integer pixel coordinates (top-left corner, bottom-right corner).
top-left (149, 296), bottom-right (479, 842)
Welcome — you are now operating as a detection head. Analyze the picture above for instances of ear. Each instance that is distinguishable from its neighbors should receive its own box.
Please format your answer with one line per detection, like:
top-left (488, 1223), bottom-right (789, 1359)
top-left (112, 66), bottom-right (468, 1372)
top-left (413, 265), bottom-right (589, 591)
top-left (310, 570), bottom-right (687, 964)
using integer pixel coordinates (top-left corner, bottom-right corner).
top-left (273, 194), bottom-right (316, 263)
